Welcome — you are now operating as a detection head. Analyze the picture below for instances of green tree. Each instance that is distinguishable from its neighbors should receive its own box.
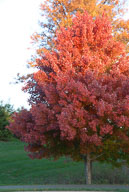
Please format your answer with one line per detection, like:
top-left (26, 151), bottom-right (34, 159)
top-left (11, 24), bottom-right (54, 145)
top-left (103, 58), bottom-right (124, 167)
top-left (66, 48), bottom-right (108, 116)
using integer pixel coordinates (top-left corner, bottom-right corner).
top-left (0, 101), bottom-right (14, 140)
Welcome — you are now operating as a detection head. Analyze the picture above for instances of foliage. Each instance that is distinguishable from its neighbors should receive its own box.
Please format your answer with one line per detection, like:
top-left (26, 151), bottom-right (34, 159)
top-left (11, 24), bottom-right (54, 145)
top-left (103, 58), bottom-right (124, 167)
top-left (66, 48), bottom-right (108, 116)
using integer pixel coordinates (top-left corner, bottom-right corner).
top-left (31, 0), bottom-right (129, 56)
top-left (0, 101), bottom-right (14, 140)
top-left (8, 12), bottom-right (129, 167)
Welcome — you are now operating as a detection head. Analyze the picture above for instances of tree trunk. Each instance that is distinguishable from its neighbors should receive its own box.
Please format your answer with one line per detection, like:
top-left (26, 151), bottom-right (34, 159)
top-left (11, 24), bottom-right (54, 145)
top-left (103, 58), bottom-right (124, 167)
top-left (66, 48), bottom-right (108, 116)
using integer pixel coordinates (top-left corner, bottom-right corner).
top-left (84, 155), bottom-right (87, 184)
top-left (84, 153), bottom-right (92, 184)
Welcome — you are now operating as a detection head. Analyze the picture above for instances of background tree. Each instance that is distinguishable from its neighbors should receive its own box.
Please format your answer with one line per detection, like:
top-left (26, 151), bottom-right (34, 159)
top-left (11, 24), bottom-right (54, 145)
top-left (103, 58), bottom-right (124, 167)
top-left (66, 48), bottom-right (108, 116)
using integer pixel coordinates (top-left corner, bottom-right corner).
top-left (0, 101), bottom-right (14, 141)
top-left (8, 12), bottom-right (129, 184)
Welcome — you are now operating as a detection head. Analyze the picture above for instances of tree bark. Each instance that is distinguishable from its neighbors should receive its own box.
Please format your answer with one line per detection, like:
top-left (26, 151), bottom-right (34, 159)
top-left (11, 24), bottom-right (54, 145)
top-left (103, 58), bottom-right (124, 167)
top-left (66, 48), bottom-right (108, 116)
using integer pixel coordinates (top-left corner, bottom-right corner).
top-left (84, 153), bottom-right (92, 184)
top-left (84, 155), bottom-right (87, 184)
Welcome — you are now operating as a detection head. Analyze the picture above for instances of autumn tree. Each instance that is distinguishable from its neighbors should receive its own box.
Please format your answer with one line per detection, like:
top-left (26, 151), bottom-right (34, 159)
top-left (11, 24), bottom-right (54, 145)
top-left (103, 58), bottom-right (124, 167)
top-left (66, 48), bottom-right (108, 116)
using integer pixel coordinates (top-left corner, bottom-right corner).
top-left (8, 12), bottom-right (129, 184)
top-left (31, 0), bottom-right (129, 55)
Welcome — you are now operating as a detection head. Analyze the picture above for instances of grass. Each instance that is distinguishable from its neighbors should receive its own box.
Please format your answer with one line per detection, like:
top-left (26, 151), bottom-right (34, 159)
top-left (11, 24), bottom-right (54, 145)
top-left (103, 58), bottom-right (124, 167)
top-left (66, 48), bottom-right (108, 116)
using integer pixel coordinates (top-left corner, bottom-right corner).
top-left (0, 139), bottom-right (129, 185)
top-left (0, 139), bottom-right (83, 185)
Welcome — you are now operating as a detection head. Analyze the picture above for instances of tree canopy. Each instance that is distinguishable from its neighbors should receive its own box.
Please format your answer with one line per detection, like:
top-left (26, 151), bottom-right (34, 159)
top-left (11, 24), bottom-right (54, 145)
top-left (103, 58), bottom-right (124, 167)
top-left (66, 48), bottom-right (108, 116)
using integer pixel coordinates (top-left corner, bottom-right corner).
top-left (31, 0), bottom-right (129, 55)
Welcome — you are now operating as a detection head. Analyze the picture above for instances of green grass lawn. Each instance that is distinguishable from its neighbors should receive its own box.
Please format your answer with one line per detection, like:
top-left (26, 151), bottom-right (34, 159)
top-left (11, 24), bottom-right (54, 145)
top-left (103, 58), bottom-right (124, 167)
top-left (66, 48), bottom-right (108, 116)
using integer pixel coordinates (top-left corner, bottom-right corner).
top-left (0, 139), bottom-right (129, 185)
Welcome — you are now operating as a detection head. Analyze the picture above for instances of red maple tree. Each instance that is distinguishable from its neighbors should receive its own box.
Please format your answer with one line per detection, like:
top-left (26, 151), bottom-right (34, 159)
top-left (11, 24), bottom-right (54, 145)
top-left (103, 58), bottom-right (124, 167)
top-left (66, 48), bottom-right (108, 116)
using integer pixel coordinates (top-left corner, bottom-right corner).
top-left (7, 12), bottom-right (129, 184)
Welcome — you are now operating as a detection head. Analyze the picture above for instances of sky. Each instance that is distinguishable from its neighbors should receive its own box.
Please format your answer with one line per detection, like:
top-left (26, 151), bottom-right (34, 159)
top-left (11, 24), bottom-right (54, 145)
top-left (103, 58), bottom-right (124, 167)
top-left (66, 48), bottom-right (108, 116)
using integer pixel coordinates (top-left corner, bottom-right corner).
top-left (0, 0), bottom-right (129, 110)
top-left (0, 0), bottom-right (42, 109)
